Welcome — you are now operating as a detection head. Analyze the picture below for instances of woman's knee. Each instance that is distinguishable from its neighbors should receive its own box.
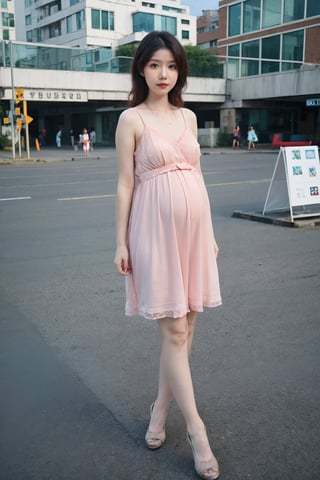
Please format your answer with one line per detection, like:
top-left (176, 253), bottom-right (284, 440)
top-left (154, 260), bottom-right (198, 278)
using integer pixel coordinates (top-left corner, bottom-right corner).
top-left (159, 316), bottom-right (189, 348)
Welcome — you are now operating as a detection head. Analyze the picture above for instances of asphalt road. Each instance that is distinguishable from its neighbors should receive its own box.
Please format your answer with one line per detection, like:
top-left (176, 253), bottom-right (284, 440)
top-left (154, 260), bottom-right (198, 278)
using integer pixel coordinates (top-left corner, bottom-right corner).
top-left (1, 149), bottom-right (320, 479)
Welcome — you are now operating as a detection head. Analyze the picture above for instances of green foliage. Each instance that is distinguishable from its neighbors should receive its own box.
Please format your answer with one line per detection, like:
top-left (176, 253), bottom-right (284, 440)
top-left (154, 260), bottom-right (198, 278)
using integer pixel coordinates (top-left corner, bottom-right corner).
top-left (0, 134), bottom-right (11, 150)
top-left (216, 131), bottom-right (232, 147)
top-left (184, 45), bottom-right (223, 78)
top-left (115, 44), bottom-right (137, 58)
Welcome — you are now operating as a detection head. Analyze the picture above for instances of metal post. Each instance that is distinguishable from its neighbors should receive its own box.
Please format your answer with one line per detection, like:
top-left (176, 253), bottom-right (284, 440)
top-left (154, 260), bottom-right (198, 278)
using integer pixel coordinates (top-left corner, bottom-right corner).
top-left (23, 100), bottom-right (31, 160)
top-left (9, 41), bottom-right (16, 159)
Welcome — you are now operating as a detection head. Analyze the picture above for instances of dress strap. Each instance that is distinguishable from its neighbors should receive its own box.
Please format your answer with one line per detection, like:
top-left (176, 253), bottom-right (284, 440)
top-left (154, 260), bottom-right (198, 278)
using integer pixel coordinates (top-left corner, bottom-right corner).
top-left (135, 109), bottom-right (146, 127)
top-left (180, 108), bottom-right (187, 129)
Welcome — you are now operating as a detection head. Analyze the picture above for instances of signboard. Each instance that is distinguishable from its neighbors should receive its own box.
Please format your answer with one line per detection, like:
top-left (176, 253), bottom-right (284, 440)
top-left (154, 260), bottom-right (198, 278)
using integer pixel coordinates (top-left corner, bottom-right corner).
top-left (4, 89), bottom-right (88, 102)
top-left (306, 98), bottom-right (320, 107)
top-left (263, 146), bottom-right (320, 221)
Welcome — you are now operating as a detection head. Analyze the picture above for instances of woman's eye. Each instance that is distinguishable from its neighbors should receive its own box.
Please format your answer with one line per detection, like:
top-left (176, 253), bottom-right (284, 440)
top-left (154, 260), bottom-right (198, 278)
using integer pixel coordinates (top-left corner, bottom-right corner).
top-left (169, 64), bottom-right (177, 70)
top-left (150, 63), bottom-right (158, 69)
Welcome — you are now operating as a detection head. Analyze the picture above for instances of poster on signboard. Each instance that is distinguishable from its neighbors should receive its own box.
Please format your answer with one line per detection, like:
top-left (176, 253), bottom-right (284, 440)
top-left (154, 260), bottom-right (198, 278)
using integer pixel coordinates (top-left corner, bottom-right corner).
top-left (285, 146), bottom-right (320, 207)
top-left (263, 146), bottom-right (320, 220)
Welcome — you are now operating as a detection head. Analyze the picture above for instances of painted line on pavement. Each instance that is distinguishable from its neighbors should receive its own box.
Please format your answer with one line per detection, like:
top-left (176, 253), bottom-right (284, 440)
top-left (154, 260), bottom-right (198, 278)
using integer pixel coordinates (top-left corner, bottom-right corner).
top-left (57, 194), bottom-right (115, 201)
top-left (0, 196), bottom-right (32, 201)
top-left (57, 179), bottom-right (270, 201)
top-left (206, 178), bottom-right (270, 187)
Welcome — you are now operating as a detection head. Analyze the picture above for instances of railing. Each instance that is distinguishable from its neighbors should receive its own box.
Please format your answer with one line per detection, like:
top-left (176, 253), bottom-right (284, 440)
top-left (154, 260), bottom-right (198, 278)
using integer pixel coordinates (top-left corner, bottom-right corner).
top-left (0, 40), bottom-right (224, 78)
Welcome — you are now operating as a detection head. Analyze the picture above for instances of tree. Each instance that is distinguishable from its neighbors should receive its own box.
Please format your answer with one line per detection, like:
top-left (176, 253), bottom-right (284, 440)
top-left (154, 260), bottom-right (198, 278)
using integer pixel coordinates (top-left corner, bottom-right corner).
top-left (115, 44), bottom-right (137, 58)
top-left (184, 45), bottom-right (223, 78)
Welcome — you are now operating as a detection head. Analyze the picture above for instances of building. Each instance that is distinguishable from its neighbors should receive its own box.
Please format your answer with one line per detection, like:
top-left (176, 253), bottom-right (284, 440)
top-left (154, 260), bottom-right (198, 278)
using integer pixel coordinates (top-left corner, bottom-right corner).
top-left (16, 0), bottom-right (196, 49)
top-left (215, 0), bottom-right (320, 143)
top-left (1, 0), bottom-right (15, 41)
top-left (197, 9), bottom-right (219, 54)
top-left (217, 0), bottom-right (320, 79)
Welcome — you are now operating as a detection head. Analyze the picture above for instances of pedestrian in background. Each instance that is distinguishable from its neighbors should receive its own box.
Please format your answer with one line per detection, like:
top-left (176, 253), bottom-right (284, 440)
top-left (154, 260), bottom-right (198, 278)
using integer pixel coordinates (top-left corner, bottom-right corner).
top-left (56, 129), bottom-right (62, 148)
top-left (70, 129), bottom-right (75, 149)
top-left (82, 128), bottom-right (90, 156)
top-left (114, 31), bottom-right (221, 480)
top-left (232, 125), bottom-right (241, 148)
top-left (89, 128), bottom-right (96, 151)
top-left (247, 125), bottom-right (258, 150)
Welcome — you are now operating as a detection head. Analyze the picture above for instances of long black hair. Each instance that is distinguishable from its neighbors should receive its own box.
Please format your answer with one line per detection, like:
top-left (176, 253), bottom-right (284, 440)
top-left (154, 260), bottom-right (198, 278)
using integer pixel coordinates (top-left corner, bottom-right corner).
top-left (129, 31), bottom-right (188, 108)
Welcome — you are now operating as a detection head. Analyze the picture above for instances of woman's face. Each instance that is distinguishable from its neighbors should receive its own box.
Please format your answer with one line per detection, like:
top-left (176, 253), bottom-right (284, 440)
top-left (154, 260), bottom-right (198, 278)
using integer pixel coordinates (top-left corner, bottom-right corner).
top-left (142, 48), bottom-right (178, 98)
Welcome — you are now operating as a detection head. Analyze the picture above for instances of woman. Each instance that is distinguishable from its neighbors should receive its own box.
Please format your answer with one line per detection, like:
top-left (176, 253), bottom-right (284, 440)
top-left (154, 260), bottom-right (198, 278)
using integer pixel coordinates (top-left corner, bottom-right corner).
top-left (247, 125), bottom-right (258, 150)
top-left (114, 31), bottom-right (221, 480)
top-left (232, 125), bottom-right (241, 148)
top-left (82, 128), bottom-right (90, 156)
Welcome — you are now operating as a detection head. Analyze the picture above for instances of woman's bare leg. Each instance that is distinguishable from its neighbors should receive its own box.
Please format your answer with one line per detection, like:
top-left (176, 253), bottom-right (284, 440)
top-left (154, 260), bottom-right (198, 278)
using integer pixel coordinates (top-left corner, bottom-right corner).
top-left (148, 313), bottom-right (216, 467)
top-left (147, 311), bottom-right (197, 431)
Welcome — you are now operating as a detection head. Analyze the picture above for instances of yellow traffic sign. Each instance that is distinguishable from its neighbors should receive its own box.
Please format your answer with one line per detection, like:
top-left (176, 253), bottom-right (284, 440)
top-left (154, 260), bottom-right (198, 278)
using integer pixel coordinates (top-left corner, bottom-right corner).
top-left (15, 88), bottom-right (24, 104)
top-left (17, 118), bottom-right (23, 131)
top-left (3, 117), bottom-right (10, 124)
top-left (26, 115), bottom-right (33, 125)
top-left (15, 107), bottom-right (21, 115)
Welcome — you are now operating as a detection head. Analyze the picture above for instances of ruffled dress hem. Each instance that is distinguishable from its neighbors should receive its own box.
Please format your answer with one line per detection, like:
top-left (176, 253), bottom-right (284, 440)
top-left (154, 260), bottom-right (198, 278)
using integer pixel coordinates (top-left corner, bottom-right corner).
top-left (126, 299), bottom-right (222, 320)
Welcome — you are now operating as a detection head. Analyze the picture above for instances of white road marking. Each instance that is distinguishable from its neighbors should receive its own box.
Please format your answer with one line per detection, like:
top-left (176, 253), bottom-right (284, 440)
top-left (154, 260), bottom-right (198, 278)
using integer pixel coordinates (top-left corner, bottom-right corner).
top-left (57, 194), bottom-right (115, 201)
top-left (0, 196), bottom-right (31, 201)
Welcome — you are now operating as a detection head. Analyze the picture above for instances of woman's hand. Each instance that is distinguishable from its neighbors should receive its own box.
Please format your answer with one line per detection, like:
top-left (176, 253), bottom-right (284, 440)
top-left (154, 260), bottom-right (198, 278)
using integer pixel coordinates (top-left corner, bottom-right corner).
top-left (114, 245), bottom-right (132, 275)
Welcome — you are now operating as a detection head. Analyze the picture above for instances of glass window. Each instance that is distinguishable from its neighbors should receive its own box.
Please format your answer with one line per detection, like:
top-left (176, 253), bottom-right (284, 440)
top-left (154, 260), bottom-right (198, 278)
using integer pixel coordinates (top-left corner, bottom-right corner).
top-left (262, 0), bottom-right (281, 28)
top-left (242, 40), bottom-right (259, 58)
top-left (243, 0), bottom-right (260, 33)
top-left (229, 3), bottom-right (241, 36)
top-left (2, 13), bottom-right (14, 28)
top-left (284, 0), bottom-right (304, 22)
top-left (24, 0), bottom-right (32, 7)
top-left (182, 30), bottom-right (189, 39)
top-left (261, 61), bottom-right (279, 73)
top-left (66, 15), bottom-right (72, 33)
top-left (181, 19), bottom-right (190, 25)
top-left (25, 15), bottom-right (32, 26)
top-left (227, 58), bottom-right (239, 78)
top-left (307, 0), bottom-right (320, 16)
top-left (70, 0), bottom-right (80, 5)
top-left (101, 11), bottom-right (109, 29)
top-left (133, 12), bottom-right (154, 32)
top-left (241, 59), bottom-right (259, 76)
top-left (228, 44), bottom-right (240, 57)
top-left (91, 9), bottom-right (100, 29)
top-left (3, 29), bottom-right (9, 40)
top-left (282, 30), bottom-right (303, 61)
top-left (76, 10), bottom-right (85, 30)
top-left (1, 0), bottom-right (7, 8)
top-left (282, 62), bottom-right (301, 71)
top-left (154, 14), bottom-right (176, 35)
top-left (262, 35), bottom-right (280, 59)
top-left (109, 12), bottom-right (114, 30)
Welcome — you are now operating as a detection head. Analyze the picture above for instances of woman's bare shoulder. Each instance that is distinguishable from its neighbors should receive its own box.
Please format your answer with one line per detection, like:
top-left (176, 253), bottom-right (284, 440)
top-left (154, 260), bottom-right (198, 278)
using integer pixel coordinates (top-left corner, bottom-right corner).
top-left (181, 107), bottom-right (197, 124)
top-left (118, 107), bottom-right (140, 126)
top-left (181, 108), bottom-right (198, 134)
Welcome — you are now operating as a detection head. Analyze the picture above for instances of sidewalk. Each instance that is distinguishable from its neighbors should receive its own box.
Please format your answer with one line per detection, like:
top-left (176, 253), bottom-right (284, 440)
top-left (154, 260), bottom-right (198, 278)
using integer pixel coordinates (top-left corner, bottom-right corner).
top-left (0, 146), bottom-right (117, 165)
top-left (0, 144), bottom-right (276, 165)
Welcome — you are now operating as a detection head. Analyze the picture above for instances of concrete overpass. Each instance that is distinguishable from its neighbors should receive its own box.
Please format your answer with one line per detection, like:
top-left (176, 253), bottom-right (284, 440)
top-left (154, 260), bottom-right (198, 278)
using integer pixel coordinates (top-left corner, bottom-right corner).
top-left (1, 64), bottom-right (319, 145)
top-left (0, 67), bottom-right (226, 104)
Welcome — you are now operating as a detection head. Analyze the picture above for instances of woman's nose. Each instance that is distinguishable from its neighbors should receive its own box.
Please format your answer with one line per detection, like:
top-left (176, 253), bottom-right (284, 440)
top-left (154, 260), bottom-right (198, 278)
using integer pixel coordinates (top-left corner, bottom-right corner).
top-left (159, 67), bottom-right (167, 78)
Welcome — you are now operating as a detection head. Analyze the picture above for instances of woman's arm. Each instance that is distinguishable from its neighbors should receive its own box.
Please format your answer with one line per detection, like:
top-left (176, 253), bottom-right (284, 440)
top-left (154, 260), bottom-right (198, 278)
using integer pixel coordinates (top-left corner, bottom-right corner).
top-left (114, 110), bottom-right (136, 275)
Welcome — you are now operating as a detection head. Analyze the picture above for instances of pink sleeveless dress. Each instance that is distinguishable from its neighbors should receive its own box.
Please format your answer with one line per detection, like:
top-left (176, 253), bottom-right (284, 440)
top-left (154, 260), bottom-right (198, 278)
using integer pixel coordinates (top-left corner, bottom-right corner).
top-left (125, 109), bottom-right (222, 319)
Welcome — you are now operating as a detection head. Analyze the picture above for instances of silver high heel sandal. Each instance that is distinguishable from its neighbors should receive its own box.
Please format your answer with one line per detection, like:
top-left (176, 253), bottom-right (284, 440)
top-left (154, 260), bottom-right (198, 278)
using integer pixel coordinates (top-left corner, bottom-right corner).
top-left (145, 402), bottom-right (166, 450)
top-left (187, 433), bottom-right (220, 480)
